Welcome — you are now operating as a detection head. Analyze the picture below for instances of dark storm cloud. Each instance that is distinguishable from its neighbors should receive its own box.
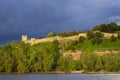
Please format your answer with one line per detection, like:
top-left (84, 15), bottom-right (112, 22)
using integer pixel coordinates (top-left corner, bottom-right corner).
top-left (0, 0), bottom-right (120, 45)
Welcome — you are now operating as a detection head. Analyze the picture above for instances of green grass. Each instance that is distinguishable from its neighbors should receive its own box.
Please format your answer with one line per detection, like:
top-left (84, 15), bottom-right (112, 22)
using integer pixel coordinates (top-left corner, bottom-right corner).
top-left (75, 38), bottom-right (120, 52)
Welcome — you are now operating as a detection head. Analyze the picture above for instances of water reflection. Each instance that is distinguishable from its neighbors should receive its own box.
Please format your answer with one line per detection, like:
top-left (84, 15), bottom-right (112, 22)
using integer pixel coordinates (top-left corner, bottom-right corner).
top-left (0, 74), bottom-right (120, 80)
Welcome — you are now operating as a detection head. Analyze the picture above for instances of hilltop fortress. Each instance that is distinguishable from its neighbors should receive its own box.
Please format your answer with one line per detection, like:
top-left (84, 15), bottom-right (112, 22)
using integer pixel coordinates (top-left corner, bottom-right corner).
top-left (22, 32), bottom-right (117, 45)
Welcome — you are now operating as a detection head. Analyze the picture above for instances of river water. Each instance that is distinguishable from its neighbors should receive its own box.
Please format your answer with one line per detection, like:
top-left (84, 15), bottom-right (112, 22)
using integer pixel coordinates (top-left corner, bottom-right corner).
top-left (0, 74), bottom-right (120, 80)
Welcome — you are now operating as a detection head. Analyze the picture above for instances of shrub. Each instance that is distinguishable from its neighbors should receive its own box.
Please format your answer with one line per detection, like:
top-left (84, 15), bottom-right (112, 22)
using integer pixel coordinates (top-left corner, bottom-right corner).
top-left (79, 36), bottom-right (86, 43)
top-left (94, 32), bottom-right (104, 38)
top-left (90, 32), bottom-right (103, 45)
top-left (110, 35), bottom-right (116, 42)
top-left (71, 40), bottom-right (78, 46)
top-left (59, 32), bottom-right (68, 37)
top-left (47, 32), bottom-right (56, 37)
top-left (91, 37), bottom-right (103, 45)
top-left (87, 30), bottom-right (94, 40)
top-left (117, 33), bottom-right (120, 39)
top-left (65, 40), bottom-right (78, 51)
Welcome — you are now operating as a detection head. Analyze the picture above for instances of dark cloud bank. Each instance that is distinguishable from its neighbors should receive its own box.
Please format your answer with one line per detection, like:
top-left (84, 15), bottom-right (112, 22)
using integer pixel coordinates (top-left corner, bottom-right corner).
top-left (0, 0), bottom-right (120, 45)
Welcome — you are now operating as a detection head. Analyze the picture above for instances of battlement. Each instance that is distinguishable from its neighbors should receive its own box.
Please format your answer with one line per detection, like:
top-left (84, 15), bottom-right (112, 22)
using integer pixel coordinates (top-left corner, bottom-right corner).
top-left (22, 35), bottom-right (27, 41)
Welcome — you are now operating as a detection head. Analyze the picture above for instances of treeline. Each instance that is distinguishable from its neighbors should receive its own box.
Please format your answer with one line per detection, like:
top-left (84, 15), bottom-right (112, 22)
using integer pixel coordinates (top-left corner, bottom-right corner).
top-left (47, 22), bottom-right (120, 38)
top-left (0, 40), bottom-right (60, 73)
top-left (47, 30), bottom-right (82, 37)
top-left (93, 22), bottom-right (120, 33)
top-left (0, 38), bottom-right (120, 73)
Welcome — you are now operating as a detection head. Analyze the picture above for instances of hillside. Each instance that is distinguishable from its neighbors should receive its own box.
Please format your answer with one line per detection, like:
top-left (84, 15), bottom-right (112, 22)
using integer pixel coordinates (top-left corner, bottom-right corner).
top-left (0, 22), bottom-right (120, 73)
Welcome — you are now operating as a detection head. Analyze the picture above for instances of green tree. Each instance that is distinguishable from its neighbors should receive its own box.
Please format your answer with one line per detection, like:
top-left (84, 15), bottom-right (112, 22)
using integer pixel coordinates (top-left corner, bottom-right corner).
top-left (64, 40), bottom-right (77, 52)
top-left (52, 40), bottom-right (60, 69)
top-left (95, 57), bottom-right (103, 71)
top-left (93, 22), bottom-right (120, 33)
top-left (91, 32), bottom-right (103, 45)
top-left (110, 35), bottom-right (116, 42)
top-left (102, 54), bottom-right (120, 71)
top-left (59, 32), bottom-right (68, 37)
top-left (102, 54), bottom-right (111, 71)
top-left (47, 32), bottom-right (56, 37)
top-left (81, 53), bottom-right (97, 71)
top-left (1, 45), bottom-right (14, 73)
top-left (16, 42), bottom-right (30, 73)
top-left (33, 52), bottom-right (43, 72)
top-left (69, 30), bottom-right (79, 36)
top-left (79, 36), bottom-right (86, 43)
top-left (117, 33), bottom-right (120, 39)
top-left (0, 49), bottom-right (3, 72)
top-left (87, 30), bottom-right (94, 40)
top-left (17, 61), bottom-right (26, 73)
top-left (91, 37), bottom-right (103, 45)
top-left (71, 60), bottom-right (82, 70)
top-left (57, 55), bottom-right (73, 72)
top-left (94, 32), bottom-right (104, 38)
top-left (93, 26), bottom-right (101, 31)
top-left (42, 49), bottom-right (54, 72)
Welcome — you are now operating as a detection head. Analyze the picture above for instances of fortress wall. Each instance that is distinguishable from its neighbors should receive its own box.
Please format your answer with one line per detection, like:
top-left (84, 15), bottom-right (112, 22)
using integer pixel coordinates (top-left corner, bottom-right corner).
top-left (64, 35), bottom-right (79, 40)
top-left (102, 33), bottom-right (117, 38)
top-left (79, 33), bottom-right (87, 37)
top-left (24, 32), bottom-right (118, 44)
top-left (25, 36), bottom-right (63, 44)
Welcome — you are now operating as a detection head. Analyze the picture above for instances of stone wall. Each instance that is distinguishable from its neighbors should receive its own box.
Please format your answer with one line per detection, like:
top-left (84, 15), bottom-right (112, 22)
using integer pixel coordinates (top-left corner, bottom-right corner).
top-left (24, 32), bottom-right (117, 44)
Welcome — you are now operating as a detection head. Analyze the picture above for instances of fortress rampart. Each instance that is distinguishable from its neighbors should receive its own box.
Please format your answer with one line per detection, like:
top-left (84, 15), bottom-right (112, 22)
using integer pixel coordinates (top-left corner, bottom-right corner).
top-left (22, 32), bottom-right (117, 45)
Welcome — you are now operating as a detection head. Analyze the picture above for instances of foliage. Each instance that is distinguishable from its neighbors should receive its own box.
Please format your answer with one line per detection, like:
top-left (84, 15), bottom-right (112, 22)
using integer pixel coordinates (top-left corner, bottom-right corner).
top-left (94, 32), bottom-right (104, 38)
top-left (59, 32), bottom-right (68, 37)
top-left (93, 22), bottom-right (120, 33)
top-left (64, 40), bottom-right (78, 52)
top-left (58, 30), bottom-right (79, 37)
top-left (102, 53), bottom-right (120, 71)
top-left (0, 39), bottom-right (120, 73)
top-left (117, 33), bottom-right (120, 39)
top-left (81, 53), bottom-right (98, 71)
top-left (57, 55), bottom-right (73, 71)
top-left (87, 30), bottom-right (94, 40)
top-left (90, 32), bottom-right (104, 45)
top-left (79, 36), bottom-right (86, 43)
top-left (91, 37), bottom-right (103, 45)
top-left (110, 35), bottom-right (116, 42)
top-left (47, 32), bottom-right (56, 37)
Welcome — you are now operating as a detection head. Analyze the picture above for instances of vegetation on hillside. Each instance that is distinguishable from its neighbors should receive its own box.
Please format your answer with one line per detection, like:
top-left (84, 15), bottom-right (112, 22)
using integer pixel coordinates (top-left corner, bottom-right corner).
top-left (0, 22), bottom-right (120, 73)
top-left (47, 30), bottom-right (81, 37)
top-left (93, 22), bottom-right (120, 33)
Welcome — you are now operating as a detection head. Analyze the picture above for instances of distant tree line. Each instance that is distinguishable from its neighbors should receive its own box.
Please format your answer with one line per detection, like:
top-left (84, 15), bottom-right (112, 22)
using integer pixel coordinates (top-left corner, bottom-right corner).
top-left (93, 22), bottom-right (120, 33)
top-left (47, 30), bottom-right (82, 37)
top-left (47, 22), bottom-right (120, 38)
top-left (0, 40), bottom-right (60, 73)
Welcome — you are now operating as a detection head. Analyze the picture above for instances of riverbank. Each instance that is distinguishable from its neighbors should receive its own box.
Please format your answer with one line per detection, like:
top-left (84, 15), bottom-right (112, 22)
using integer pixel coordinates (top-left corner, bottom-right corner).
top-left (1, 70), bottom-right (120, 74)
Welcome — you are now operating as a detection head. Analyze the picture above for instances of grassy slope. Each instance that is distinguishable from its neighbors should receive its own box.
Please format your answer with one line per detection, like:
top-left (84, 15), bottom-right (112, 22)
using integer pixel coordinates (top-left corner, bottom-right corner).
top-left (75, 39), bottom-right (120, 52)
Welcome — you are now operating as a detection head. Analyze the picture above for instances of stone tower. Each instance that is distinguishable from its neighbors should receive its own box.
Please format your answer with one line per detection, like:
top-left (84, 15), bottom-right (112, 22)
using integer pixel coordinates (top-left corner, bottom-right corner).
top-left (22, 35), bottom-right (27, 41)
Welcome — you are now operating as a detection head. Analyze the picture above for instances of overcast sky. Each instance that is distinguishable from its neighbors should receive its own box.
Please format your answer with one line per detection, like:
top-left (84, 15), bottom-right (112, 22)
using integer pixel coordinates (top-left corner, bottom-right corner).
top-left (0, 0), bottom-right (120, 45)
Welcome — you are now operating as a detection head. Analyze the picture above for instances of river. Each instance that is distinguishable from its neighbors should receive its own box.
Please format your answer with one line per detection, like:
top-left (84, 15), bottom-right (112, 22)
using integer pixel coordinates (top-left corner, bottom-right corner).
top-left (0, 74), bottom-right (120, 80)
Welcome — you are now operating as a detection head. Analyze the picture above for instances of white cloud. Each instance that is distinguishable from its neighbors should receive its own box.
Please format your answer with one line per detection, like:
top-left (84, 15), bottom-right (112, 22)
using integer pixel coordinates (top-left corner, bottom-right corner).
top-left (109, 16), bottom-right (120, 25)
top-left (109, 16), bottom-right (120, 21)
top-left (116, 22), bottom-right (120, 25)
